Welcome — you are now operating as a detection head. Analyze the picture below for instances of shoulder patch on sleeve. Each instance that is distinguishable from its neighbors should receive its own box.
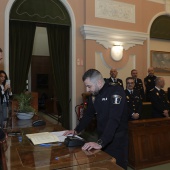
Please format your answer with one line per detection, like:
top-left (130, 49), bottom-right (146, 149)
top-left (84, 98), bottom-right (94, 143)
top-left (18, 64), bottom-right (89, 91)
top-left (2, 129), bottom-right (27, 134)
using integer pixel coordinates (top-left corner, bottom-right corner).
top-left (112, 95), bottom-right (122, 104)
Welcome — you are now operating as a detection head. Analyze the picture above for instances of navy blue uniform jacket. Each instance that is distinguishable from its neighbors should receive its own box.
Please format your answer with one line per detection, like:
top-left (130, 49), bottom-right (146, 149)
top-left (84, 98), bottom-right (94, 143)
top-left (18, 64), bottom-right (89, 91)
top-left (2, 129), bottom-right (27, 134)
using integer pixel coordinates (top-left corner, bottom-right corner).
top-left (104, 77), bottom-right (124, 88)
top-left (75, 83), bottom-right (128, 168)
top-left (144, 75), bottom-right (157, 101)
top-left (134, 78), bottom-right (144, 100)
top-left (150, 87), bottom-right (170, 118)
top-left (125, 89), bottom-right (142, 120)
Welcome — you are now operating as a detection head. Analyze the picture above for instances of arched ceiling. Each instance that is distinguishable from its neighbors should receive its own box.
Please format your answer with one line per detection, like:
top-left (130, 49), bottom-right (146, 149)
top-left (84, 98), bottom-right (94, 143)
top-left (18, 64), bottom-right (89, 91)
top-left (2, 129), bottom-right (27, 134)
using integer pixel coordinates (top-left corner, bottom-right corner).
top-left (150, 15), bottom-right (170, 40)
top-left (10, 0), bottom-right (71, 26)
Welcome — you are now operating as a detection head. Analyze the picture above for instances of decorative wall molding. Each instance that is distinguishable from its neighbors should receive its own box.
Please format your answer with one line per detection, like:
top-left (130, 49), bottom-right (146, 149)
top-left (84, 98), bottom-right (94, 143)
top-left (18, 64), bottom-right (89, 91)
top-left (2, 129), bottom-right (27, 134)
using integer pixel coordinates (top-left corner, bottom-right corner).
top-left (148, 0), bottom-right (165, 4)
top-left (148, 0), bottom-right (170, 18)
top-left (95, 0), bottom-right (135, 23)
top-left (80, 25), bottom-right (148, 50)
top-left (165, 0), bottom-right (170, 13)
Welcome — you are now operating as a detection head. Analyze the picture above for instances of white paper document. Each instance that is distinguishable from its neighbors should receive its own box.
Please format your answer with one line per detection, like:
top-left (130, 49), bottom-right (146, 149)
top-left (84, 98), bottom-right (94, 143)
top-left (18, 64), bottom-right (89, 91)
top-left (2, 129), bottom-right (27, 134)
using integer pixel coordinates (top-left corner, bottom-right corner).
top-left (26, 132), bottom-right (59, 145)
top-left (51, 131), bottom-right (83, 142)
top-left (26, 131), bottom-right (84, 145)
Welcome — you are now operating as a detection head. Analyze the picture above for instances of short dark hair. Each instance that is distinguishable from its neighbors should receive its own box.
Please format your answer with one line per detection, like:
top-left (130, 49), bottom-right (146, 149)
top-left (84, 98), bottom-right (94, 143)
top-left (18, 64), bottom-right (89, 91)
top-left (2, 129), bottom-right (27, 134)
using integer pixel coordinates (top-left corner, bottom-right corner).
top-left (82, 69), bottom-right (102, 82)
top-left (131, 69), bottom-right (137, 73)
top-left (0, 70), bottom-right (8, 86)
top-left (126, 77), bottom-right (134, 83)
top-left (0, 48), bottom-right (2, 53)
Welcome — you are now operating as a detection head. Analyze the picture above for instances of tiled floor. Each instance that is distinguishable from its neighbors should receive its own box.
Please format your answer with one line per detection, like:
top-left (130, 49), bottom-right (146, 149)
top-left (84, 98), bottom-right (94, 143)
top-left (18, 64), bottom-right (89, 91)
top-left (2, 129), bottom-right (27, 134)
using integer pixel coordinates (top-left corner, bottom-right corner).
top-left (41, 112), bottom-right (170, 170)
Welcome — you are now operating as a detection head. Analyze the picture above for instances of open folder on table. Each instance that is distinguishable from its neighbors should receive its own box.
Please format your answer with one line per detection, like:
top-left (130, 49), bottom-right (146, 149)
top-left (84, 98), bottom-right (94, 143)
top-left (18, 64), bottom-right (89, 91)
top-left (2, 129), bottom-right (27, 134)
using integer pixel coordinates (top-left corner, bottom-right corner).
top-left (26, 131), bottom-right (83, 145)
top-left (26, 132), bottom-right (59, 145)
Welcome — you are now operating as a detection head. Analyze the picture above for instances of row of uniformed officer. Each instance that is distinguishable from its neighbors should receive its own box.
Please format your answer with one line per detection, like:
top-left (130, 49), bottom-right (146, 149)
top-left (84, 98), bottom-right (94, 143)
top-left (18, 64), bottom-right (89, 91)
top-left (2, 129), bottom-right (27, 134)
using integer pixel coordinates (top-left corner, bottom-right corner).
top-left (105, 67), bottom-right (157, 102)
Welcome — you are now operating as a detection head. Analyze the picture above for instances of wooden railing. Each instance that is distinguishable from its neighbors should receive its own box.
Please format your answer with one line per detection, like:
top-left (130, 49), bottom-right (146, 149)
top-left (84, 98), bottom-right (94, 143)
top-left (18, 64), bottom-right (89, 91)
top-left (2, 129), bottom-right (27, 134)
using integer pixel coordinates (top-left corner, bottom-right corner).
top-left (128, 117), bottom-right (170, 169)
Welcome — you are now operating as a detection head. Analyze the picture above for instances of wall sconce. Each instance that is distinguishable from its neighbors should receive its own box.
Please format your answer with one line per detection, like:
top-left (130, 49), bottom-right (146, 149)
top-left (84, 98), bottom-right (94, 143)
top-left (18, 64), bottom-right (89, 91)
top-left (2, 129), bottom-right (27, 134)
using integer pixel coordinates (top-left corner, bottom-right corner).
top-left (111, 45), bottom-right (123, 61)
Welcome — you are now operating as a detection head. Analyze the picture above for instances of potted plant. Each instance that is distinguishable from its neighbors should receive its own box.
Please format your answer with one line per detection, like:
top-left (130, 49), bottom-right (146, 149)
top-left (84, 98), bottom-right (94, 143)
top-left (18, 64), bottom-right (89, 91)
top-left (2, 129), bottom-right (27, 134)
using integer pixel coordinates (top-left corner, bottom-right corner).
top-left (14, 92), bottom-right (36, 120)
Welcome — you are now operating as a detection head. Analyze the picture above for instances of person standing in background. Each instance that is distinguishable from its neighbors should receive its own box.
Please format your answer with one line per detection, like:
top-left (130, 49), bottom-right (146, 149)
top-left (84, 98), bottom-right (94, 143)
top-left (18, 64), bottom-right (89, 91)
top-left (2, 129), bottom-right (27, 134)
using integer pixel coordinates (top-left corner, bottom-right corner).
top-left (0, 70), bottom-right (12, 128)
top-left (150, 77), bottom-right (170, 118)
top-left (131, 69), bottom-right (145, 100)
top-left (105, 68), bottom-right (124, 88)
top-left (144, 67), bottom-right (157, 102)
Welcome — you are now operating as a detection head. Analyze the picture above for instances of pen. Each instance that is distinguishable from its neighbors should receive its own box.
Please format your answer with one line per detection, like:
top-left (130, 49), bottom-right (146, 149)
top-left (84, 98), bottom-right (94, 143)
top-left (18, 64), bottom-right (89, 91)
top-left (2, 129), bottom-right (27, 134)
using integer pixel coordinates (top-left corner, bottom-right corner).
top-left (39, 143), bottom-right (62, 147)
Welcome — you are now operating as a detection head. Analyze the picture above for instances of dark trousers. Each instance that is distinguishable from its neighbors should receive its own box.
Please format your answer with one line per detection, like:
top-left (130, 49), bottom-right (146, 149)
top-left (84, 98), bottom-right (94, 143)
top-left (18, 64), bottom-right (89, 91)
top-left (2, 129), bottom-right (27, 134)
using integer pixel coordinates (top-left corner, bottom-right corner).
top-left (102, 133), bottom-right (128, 170)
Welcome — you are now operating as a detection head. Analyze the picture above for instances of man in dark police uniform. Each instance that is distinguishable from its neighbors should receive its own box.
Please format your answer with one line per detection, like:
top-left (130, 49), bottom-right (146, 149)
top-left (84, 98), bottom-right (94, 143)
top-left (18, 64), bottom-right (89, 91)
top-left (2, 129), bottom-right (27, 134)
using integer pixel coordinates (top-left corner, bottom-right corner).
top-left (105, 68), bottom-right (124, 88)
top-left (144, 67), bottom-right (157, 101)
top-left (125, 77), bottom-right (142, 120)
top-left (150, 77), bottom-right (170, 118)
top-left (131, 69), bottom-right (145, 100)
top-left (64, 69), bottom-right (128, 170)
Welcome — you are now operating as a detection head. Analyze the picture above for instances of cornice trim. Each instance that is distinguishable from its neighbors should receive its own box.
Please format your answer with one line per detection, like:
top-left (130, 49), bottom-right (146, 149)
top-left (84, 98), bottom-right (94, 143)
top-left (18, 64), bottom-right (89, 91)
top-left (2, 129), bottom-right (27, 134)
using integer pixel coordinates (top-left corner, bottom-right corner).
top-left (80, 25), bottom-right (148, 50)
top-left (148, 0), bottom-right (165, 4)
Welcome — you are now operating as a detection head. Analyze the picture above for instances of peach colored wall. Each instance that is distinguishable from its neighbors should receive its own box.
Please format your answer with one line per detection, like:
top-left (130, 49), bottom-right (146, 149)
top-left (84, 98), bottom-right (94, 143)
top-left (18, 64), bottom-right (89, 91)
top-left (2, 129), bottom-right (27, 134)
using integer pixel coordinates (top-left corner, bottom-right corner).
top-left (83, 0), bottom-right (164, 93)
top-left (85, 40), bottom-right (147, 82)
top-left (85, 0), bottom-right (164, 32)
top-left (67, 0), bottom-right (86, 102)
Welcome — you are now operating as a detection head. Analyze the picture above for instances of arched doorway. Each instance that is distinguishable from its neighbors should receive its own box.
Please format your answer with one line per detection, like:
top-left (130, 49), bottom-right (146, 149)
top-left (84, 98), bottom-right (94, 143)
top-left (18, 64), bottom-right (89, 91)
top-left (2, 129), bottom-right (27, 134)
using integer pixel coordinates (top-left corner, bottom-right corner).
top-left (4, 0), bottom-right (77, 129)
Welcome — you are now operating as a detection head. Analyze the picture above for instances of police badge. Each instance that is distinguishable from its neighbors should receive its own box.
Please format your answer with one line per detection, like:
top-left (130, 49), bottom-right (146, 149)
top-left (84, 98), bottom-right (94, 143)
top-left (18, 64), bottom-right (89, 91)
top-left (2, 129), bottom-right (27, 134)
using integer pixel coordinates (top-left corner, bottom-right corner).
top-left (110, 82), bottom-right (116, 86)
top-left (112, 95), bottom-right (122, 104)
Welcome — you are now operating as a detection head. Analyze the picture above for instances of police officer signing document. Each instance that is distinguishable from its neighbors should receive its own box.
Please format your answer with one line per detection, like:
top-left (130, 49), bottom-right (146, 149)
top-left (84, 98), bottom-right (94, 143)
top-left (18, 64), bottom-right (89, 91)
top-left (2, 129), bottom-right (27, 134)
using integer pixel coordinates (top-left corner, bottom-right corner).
top-left (64, 69), bottom-right (128, 170)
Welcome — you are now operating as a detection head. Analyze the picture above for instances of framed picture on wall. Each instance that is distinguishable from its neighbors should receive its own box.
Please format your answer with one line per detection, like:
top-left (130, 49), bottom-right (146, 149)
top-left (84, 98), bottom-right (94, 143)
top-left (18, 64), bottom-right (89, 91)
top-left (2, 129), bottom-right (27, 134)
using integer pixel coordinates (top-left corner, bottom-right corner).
top-left (150, 50), bottom-right (170, 75)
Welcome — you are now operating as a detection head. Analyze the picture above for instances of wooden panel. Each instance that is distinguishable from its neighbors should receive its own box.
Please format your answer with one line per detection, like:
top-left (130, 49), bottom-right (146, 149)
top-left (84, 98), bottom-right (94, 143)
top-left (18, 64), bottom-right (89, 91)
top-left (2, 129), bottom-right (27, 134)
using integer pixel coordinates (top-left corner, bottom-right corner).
top-left (31, 55), bottom-right (55, 99)
top-left (128, 118), bottom-right (170, 169)
top-left (141, 102), bottom-right (152, 119)
top-left (138, 134), bottom-right (151, 162)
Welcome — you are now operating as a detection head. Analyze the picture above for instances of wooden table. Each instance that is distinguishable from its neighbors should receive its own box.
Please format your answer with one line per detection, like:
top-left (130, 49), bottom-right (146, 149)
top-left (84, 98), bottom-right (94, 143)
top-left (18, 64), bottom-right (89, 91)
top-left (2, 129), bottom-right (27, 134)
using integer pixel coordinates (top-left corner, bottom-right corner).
top-left (0, 116), bottom-right (123, 170)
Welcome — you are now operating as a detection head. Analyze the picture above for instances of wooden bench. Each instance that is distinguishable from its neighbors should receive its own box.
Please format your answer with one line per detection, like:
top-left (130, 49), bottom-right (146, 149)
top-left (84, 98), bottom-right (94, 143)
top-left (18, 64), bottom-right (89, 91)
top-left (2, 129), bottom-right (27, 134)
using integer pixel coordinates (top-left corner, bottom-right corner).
top-left (128, 118), bottom-right (170, 169)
